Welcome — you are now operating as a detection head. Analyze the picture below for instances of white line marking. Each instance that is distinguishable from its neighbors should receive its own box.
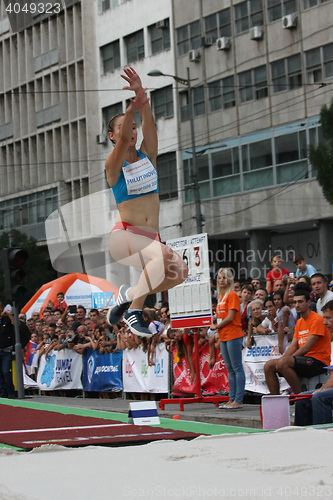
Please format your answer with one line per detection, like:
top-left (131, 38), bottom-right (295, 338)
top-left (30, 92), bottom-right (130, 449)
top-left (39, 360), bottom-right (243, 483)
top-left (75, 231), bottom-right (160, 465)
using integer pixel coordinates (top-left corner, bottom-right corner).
top-left (0, 423), bottom-right (130, 435)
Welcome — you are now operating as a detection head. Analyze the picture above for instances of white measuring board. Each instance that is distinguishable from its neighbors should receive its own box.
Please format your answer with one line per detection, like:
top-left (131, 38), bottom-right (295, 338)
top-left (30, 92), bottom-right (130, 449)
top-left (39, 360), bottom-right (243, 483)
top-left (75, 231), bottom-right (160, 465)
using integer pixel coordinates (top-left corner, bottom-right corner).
top-left (166, 233), bottom-right (212, 328)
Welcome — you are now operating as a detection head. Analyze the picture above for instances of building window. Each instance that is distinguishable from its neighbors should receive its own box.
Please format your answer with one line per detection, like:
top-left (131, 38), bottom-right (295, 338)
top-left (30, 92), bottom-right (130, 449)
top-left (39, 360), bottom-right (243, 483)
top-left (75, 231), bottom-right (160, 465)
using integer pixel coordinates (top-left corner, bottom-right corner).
top-left (103, 102), bottom-right (123, 129)
top-left (250, 0), bottom-right (264, 26)
top-left (254, 66), bottom-right (268, 98)
top-left (208, 81), bottom-right (222, 112)
top-left (149, 21), bottom-right (170, 55)
top-left (101, 40), bottom-right (120, 74)
top-left (234, 1), bottom-right (249, 33)
top-left (271, 54), bottom-right (302, 92)
top-left (0, 188), bottom-right (58, 231)
top-left (219, 8), bottom-right (232, 37)
top-left (239, 71), bottom-right (253, 102)
top-left (151, 86), bottom-right (173, 119)
top-left (157, 152), bottom-right (178, 200)
top-left (125, 29), bottom-right (145, 63)
top-left (208, 76), bottom-right (236, 111)
top-left (180, 85), bottom-right (205, 121)
top-left (267, 0), bottom-right (297, 22)
top-left (193, 87), bottom-right (205, 116)
top-left (204, 14), bottom-right (217, 41)
top-left (212, 149), bottom-right (240, 197)
top-left (239, 66), bottom-right (267, 103)
top-left (302, 0), bottom-right (330, 9)
top-left (306, 43), bottom-right (333, 83)
top-left (324, 43), bottom-right (333, 79)
top-left (204, 8), bottom-right (231, 41)
top-left (176, 21), bottom-right (200, 56)
top-left (184, 155), bottom-right (210, 202)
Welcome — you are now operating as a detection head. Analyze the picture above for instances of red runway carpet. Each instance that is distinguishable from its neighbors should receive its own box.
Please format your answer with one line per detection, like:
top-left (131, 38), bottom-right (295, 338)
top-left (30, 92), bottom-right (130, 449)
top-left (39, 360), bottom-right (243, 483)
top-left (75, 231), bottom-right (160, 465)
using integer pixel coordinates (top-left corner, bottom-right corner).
top-left (0, 404), bottom-right (200, 450)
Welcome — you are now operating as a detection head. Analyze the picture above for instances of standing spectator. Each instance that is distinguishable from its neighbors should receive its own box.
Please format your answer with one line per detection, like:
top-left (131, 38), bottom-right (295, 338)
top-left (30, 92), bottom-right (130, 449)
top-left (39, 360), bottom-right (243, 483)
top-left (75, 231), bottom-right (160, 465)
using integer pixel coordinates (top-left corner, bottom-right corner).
top-left (251, 278), bottom-right (261, 291)
top-left (75, 305), bottom-right (87, 324)
top-left (233, 281), bottom-right (242, 298)
top-left (266, 253), bottom-right (289, 294)
top-left (210, 268), bottom-right (245, 409)
top-left (293, 253), bottom-right (317, 278)
top-left (240, 284), bottom-right (253, 335)
top-left (311, 273), bottom-right (333, 316)
top-left (27, 318), bottom-right (36, 333)
top-left (0, 307), bottom-right (30, 398)
top-left (254, 287), bottom-right (268, 302)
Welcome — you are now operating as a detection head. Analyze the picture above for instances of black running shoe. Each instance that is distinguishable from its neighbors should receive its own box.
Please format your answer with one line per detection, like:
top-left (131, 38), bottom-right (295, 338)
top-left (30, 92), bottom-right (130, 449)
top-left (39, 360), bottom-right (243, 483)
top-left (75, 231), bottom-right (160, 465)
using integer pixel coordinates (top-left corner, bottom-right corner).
top-left (123, 310), bottom-right (152, 338)
top-left (107, 285), bottom-right (131, 325)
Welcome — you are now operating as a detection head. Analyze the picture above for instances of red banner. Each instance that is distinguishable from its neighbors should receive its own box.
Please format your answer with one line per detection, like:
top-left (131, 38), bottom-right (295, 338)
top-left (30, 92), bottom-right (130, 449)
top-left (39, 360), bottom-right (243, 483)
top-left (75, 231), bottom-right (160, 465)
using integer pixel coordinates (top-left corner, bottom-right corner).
top-left (171, 342), bottom-right (229, 396)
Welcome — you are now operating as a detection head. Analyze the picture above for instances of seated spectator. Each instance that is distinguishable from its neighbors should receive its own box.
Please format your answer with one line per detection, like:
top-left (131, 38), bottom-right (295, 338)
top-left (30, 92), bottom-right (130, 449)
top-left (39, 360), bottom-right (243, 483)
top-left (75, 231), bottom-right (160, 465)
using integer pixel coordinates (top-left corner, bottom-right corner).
top-left (273, 290), bottom-right (296, 354)
top-left (264, 288), bottom-right (331, 395)
top-left (294, 300), bottom-right (333, 426)
top-left (266, 252), bottom-right (289, 294)
top-left (246, 299), bottom-right (266, 348)
top-left (293, 252), bottom-right (317, 278)
top-left (256, 298), bottom-right (279, 335)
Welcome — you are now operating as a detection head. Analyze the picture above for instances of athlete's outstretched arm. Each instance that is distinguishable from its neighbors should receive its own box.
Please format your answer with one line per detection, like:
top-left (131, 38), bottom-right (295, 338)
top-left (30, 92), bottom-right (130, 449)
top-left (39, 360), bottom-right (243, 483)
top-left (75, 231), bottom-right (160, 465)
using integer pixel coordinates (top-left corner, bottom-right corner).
top-left (121, 67), bottom-right (157, 165)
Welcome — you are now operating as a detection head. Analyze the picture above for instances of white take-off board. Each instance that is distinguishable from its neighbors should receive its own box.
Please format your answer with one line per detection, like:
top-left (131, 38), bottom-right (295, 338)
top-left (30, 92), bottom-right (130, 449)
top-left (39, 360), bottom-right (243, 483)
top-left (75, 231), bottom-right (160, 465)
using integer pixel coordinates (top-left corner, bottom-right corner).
top-left (166, 233), bottom-right (212, 329)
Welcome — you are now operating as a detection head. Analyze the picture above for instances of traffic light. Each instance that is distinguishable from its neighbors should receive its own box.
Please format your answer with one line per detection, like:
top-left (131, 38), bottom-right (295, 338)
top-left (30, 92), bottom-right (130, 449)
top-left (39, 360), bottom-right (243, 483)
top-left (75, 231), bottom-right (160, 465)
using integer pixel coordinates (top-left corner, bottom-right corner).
top-left (1, 247), bottom-right (28, 301)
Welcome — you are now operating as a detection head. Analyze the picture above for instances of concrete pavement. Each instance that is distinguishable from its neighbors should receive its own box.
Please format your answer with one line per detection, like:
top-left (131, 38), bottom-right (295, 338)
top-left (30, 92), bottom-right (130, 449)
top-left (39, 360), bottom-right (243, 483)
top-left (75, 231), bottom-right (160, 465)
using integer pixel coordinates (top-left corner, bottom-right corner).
top-left (21, 393), bottom-right (295, 429)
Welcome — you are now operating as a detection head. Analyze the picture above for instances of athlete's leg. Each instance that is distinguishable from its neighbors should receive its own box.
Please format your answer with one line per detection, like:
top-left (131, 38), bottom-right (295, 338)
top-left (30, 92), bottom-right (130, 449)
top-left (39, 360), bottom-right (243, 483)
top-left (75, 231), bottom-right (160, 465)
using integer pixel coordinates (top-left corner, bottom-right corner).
top-left (109, 228), bottom-right (188, 309)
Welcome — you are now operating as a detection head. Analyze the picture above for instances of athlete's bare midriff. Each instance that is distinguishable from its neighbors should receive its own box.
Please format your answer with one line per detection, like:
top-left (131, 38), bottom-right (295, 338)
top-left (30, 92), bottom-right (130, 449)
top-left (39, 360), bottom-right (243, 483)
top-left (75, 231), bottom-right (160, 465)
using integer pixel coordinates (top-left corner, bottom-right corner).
top-left (115, 192), bottom-right (160, 231)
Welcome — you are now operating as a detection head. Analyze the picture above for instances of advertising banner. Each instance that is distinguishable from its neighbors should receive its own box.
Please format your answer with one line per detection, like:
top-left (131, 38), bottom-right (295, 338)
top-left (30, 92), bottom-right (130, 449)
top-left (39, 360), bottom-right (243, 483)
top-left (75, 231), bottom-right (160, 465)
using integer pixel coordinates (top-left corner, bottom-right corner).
top-left (122, 344), bottom-right (169, 393)
top-left (172, 342), bottom-right (229, 396)
top-left (82, 349), bottom-right (122, 392)
top-left (243, 334), bottom-right (289, 394)
top-left (37, 349), bottom-right (83, 390)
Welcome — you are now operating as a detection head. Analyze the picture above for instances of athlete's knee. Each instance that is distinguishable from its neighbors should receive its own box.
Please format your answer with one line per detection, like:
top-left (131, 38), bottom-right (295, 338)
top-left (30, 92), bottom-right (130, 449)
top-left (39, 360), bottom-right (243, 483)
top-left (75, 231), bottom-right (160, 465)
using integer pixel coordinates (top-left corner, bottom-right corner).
top-left (163, 248), bottom-right (188, 284)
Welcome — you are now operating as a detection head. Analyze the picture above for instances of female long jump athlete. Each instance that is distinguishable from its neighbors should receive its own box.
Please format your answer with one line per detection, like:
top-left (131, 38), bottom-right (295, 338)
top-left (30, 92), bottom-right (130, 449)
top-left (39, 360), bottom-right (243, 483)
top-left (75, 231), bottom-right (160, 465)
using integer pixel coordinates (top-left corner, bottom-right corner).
top-left (106, 67), bottom-right (188, 337)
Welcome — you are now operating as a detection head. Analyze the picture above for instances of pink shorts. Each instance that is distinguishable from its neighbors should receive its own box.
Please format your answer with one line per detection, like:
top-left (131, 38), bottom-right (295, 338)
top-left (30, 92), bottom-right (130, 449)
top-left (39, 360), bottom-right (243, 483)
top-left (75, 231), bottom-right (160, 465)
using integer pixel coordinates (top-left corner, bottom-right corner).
top-left (111, 222), bottom-right (161, 243)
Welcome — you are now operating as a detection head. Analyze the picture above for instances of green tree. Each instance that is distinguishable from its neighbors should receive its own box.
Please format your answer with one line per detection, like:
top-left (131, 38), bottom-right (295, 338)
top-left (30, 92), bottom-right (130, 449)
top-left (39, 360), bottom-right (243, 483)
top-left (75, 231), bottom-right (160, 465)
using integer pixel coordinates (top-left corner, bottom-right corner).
top-left (0, 229), bottom-right (57, 308)
top-left (308, 99), bottom-right (333, 205)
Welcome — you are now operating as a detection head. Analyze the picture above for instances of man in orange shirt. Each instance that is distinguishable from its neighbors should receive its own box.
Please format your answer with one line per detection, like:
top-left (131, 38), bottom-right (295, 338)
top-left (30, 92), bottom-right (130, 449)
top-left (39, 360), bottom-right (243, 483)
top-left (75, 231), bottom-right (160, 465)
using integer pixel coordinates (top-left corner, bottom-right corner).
top-left (264, 288), bottom-right (331, 395)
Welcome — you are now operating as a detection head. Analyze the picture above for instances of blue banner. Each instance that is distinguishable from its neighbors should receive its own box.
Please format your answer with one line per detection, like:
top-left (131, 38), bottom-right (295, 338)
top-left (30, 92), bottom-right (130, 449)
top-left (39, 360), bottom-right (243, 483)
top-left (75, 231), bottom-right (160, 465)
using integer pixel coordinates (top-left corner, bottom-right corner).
top-left (82, 349), bottom-right (123, 392)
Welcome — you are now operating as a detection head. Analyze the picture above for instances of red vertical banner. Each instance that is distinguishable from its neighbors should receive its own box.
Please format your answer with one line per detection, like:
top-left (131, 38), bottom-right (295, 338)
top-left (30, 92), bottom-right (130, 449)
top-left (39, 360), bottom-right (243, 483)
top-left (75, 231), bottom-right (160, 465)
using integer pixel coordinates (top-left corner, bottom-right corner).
top-left (171, 343), bottom-right (229, 396)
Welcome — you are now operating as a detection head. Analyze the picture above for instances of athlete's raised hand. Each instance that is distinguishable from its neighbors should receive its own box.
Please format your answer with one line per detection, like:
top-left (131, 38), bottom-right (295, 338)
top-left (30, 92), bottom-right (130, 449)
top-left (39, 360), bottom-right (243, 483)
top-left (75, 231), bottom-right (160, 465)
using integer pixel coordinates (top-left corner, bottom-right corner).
top-left (121, 67), bottom-right (143, 94)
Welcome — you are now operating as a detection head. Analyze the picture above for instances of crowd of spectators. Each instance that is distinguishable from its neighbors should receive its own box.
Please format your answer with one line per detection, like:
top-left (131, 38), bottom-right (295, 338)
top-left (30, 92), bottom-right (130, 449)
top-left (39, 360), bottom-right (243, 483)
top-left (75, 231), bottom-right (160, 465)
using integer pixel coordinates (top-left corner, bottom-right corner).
top-left (2, 250), bottom-right (333, 406)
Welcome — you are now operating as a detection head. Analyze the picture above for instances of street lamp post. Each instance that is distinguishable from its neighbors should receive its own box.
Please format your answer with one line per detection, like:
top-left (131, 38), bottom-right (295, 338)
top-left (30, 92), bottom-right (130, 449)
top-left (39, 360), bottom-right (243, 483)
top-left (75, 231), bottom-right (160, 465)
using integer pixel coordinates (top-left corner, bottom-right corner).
top-left (148, 68), bottom-right (203, 234)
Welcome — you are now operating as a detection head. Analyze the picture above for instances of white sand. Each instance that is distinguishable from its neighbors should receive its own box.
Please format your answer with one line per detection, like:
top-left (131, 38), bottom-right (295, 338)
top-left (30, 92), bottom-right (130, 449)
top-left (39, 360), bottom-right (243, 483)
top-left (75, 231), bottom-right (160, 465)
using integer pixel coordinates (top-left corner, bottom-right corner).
top-left (0, 427), bottom-right (332, 500)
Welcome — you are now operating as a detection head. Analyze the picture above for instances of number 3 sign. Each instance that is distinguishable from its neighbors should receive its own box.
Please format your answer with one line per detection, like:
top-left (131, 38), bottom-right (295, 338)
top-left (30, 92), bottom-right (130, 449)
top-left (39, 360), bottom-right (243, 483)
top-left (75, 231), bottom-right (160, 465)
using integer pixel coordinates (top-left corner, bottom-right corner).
top-left (166, 233), bottom-right (212, 329)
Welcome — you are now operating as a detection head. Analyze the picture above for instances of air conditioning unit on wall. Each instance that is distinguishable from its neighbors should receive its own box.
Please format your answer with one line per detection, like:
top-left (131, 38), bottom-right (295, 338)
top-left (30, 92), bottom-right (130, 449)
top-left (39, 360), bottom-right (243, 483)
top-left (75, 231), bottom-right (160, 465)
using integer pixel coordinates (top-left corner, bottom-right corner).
top-left (96, 134), bottom-right (107, 144)
top-left (250, 26), bottom-right (264, 40)
top-left (202, 35), bottom-right (213, 47)
top-left (189, 49), bottom-right (201, 62)
top-left (282, 14), bottom-right (297, 29)
top-left (216, 37), bottom-right (231, 50)
top-left (156, 19), bottom-right (169, 29)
